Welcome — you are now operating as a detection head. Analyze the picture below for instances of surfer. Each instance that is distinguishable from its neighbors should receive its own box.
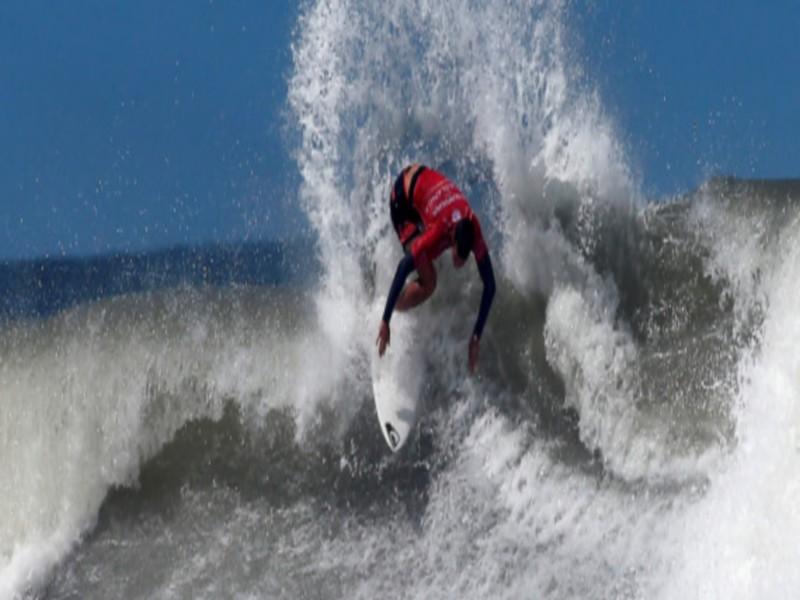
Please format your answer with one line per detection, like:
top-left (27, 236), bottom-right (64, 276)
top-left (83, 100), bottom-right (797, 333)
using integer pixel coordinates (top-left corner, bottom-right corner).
top-left (376, 164), bottom-right (496, 373)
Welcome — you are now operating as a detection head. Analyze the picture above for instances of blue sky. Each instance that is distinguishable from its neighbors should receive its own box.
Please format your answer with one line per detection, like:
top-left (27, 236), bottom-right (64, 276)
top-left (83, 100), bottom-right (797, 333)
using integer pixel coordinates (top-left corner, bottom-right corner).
top-left (1, 1), bottom-right (299, 259)
top-left (576, 2), bottom-right (800, 197)
top-left (1, 2), bottom-right (798, 260)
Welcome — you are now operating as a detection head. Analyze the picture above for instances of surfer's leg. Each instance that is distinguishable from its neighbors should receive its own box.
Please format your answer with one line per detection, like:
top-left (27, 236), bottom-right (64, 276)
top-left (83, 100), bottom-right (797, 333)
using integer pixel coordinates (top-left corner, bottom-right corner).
top-left (397, 259), bottom-right (436, 311)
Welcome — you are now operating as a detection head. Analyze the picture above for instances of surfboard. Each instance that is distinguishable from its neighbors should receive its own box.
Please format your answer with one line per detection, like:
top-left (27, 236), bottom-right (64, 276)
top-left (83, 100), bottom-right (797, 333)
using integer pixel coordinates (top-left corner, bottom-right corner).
top-left (371, 320), bottom-right (422, 452)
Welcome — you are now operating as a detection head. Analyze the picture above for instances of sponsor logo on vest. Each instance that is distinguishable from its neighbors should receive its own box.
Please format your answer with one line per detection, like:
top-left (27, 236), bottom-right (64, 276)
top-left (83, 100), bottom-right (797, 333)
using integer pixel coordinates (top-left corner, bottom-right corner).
top-left (385, 423), bottom-right (400, 448)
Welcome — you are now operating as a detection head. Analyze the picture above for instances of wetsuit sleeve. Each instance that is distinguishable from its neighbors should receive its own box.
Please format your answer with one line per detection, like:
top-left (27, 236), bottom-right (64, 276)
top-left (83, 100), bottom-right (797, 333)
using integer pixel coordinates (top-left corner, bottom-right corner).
top-left (382, 252), bottom-right (416, 324)
top-left (471, 215), bottom-right (488, 263)
top-left (473, 253), bottom-right (496, 339)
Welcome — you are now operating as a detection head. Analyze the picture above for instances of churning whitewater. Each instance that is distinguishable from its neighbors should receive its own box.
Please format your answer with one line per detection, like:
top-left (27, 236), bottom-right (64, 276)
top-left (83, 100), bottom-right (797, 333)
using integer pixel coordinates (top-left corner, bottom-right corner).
top-left (1, 1), bottom-right (799, 598)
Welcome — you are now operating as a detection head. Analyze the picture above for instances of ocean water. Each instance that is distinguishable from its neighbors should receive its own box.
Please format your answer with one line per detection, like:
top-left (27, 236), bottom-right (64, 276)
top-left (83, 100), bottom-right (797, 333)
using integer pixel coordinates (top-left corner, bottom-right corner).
top-left (3, 1), bottom-right (800, 598)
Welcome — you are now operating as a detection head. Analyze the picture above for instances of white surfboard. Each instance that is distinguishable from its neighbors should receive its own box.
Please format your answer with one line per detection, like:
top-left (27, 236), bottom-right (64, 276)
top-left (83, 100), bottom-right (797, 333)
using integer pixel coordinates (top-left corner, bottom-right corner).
top-left (371, 320), bottom-right (422, 452)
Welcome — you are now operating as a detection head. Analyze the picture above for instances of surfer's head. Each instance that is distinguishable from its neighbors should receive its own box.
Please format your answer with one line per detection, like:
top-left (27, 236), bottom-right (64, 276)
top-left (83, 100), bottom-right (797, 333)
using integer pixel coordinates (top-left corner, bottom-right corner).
top-left (452, 217), bottom-right (474, 268)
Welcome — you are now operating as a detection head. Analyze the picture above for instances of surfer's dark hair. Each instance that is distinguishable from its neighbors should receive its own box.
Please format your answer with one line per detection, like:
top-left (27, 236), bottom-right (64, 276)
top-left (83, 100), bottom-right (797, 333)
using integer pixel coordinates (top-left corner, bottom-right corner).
top-left (454, 218), bottom-right (474, 260)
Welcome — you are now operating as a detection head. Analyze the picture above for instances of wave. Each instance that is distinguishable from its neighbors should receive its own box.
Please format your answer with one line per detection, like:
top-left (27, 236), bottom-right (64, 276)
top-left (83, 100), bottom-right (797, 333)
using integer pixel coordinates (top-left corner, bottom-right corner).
top-left (4, 185), bottom-right (797, 596)
top-left (0, 286), bottom-right (327, 597)
top-left (0, 239), bottom-right (317, 322)
top-left (10, 173), bottom-right (794, 599)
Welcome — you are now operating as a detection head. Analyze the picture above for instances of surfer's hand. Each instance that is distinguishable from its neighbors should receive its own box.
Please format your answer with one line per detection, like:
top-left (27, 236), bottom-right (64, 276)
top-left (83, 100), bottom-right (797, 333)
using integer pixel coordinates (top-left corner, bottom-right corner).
top-left (377, 320), bottom-right (390, 357)
top-left (468, 335), bottom-right (480, 373)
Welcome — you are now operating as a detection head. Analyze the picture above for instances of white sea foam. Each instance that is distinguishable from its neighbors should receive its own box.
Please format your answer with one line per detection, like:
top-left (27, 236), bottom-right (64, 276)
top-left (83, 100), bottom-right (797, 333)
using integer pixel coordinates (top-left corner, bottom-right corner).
top-left (0, 290), bottom-right (320, 597)
top-left (662, 199), bottom-right (800, 599)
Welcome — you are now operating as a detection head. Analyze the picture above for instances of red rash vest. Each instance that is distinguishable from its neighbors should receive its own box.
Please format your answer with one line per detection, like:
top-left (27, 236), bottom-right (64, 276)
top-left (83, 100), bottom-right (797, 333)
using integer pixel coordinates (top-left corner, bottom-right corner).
top-left (408, 169), bottom-right (488, 265)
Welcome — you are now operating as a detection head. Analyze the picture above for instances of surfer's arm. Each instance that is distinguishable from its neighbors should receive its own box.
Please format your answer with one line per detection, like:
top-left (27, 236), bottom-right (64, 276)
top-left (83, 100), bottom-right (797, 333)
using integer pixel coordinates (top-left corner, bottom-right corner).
top-left (377, 253), bottom-right (415, 357)
top-left (468, 253), bottom-right (495, 373)
top-left (382, 252), bottom-right (416, 324)
top-left (473, 253), bottom-right (495, 340)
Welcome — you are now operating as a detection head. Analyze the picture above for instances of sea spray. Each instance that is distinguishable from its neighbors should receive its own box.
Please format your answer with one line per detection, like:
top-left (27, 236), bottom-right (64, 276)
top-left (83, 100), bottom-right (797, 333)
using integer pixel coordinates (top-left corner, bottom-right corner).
top-left (663, 190), bottom-right (800, 599)
top-left (289, 0), bottom-right (712, 485)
